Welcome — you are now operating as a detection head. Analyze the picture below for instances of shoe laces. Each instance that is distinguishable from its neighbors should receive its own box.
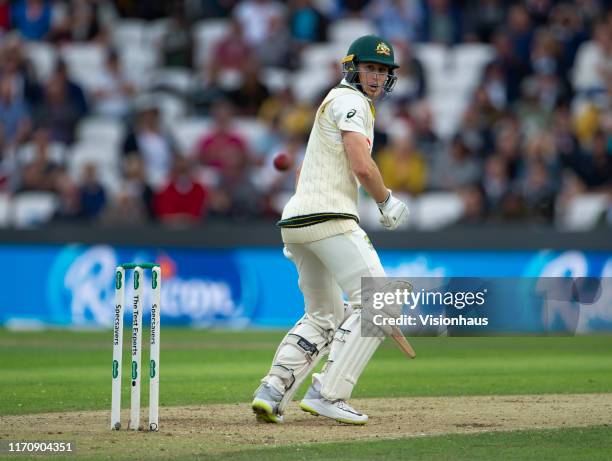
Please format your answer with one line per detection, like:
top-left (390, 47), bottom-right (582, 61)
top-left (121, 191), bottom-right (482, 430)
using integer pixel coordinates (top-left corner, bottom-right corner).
top-left (334, 400), bottom-right (357, 413)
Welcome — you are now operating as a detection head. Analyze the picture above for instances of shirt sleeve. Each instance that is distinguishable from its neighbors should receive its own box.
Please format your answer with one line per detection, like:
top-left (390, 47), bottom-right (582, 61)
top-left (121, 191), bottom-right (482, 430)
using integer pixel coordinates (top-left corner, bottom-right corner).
top-left (330, 94), bottom-right (369, 137)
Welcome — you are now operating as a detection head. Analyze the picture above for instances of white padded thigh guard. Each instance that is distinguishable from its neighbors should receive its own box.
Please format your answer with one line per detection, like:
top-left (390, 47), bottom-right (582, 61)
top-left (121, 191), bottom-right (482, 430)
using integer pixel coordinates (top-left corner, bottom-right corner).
top-left (320, 310), bottom-right (384, 401)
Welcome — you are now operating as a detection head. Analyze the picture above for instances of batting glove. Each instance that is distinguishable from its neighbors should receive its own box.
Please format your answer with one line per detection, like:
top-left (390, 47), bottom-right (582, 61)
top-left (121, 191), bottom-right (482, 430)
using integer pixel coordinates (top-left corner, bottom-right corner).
top-left (377, 190), bottom-right (408, 230)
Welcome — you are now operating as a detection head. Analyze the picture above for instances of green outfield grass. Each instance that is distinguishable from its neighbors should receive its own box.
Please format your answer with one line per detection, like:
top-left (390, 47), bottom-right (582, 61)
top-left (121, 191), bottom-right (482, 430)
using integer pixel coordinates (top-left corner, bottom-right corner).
top-left (1, 329), bottom-right (611, 461)
top-left (1, 328), bottom-right (611, 416)
top-left (204, 425), bottom-right (612, 461)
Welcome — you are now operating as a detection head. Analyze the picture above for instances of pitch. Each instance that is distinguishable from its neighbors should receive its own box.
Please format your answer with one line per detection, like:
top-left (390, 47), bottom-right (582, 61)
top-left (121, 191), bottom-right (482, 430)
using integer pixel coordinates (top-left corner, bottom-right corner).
top-left (1, 329), bottom-right (611, 460)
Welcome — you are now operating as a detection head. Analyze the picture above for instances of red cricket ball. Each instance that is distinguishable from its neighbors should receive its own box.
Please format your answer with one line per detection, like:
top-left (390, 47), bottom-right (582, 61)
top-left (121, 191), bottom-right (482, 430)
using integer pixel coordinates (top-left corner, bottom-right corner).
top-left (273, 152), bottom-right (291, 171)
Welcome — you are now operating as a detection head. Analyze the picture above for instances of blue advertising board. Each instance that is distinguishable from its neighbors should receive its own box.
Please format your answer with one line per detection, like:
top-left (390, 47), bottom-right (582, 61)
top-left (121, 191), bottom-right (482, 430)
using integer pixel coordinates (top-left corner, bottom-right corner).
top-left (0, 243), bottom-right (610, 333)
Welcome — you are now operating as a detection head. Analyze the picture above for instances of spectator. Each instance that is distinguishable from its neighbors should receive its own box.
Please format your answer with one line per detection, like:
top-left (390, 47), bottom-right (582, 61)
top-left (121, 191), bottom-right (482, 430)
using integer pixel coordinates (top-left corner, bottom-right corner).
top-left (11, 0), bottom-right (53, 41)
top-left (233, 0), bottom-right (285, 48)
top-left (513, 77), bottom-right (554, 137)
top-left (488, 29), bottom-right (531, 103)
top-left (227, 58), bottom-right (270, 116)
top-left (99, 189), bottom-right (148, 226)
top-left (421, 0), bottom-right (463, 45)
top-left (481, 155), bottom-right (510, 214)
top-left (390, 42), bottom-right (426, 102)
top-left (464, 0), bottom-right (505, 43)
top-left (431, 136), bottom-right (481, 190)
top-left (78, 162), bottom-right (107, 219)
top-left (115, 0), bottom-right (166, 20)
top-left (552, 105), bottom-right (580, 161)
top-left (191, 73), bottom-right (227, 116)
top-left (0, 155), bottom-right (11, 190)
top-left (51, 61), bottom-right (88, 119)
top-left (70, 0), bottom-right (107, 42)
top-left (480, 61), bottom-right (509, 111)
top-left (457, 104), bottom-right (493, 159)
top-left (366, 0), bottom-right (423, 44)
top-left (548, 2), bottom-right (589, 74)
top-left (335, 0), bottom-right (371, 17)
top-left (530, 28), bottom-right (563, 79)
top-left (0, 76), bottom-right (31, 150)
top-left (524, 0), bottom-right (553, 27)
top-left (521, 160), bottom-right (556, 221)
top-left (457, 184), bottom-right (486, 225)
top-left (377, 129), bottom-right (428, 195)
top-left (91, 50), bottom-right (135, 119)
top-left (492, 121), bottom-right (522, 181)
top-left (33, 68), bottom-right (85, 145)
top-left (51, 0), bottom-right (108, 43)
top-left (574, 0), bottom-right (603, 28)
top-left (0, 0), bottom-right (10, 33)
top-left (524, 131), bottom-right (558, 170)
top-left (16, 127), bottom-right (60, 192)
top-left (193, 0), bottom-right (237, 18)
top-left (0, 36), bottom-right (42, 107)
top-left (52, 167), bottom-right (81, 222)
top-left (209, 18), bottom-right (252, 76)
top-left (253, 114), bottom-right (284, 161)
top-left (154, 156), bottom-right (208, 225)
top-left (409, 100), bottom-right (440, 159)
top-left (572, 18), bottom-right (612, 95)
top-left (35, 61), bottom-right (89, 145)
top-left (572, 130), bottom-right (612, 189)
top-left (258, 13), bottom-right (293, 68)
top-left (499, 188), bottom-right (529, 221)
top-left (289, 0), bottom-right (328, 44)
top-left (161, 5), bottom-right (193, 68)
top-left (574, 98), bottom-right (603, 146)
top-left (122, 104), bottom-right (175, 188)
top-left (539, 68), bottom-right (570, 111)
top-left (258, 87), bottom-right (313, 139)
top-left (120, 155), bottom-right (155, 220)
top-left (556, 169), bottom-right (595, 225)
top-left (472, 86), bottom-right (505, 129)
top-left (213, 145), bottom-right (264, 220)
top-left (192, 100), bottom-right (262, 219)
top-left (507, 4), bottom-right (534, 70)
top-left (194, 100), bottom-right (251, 179)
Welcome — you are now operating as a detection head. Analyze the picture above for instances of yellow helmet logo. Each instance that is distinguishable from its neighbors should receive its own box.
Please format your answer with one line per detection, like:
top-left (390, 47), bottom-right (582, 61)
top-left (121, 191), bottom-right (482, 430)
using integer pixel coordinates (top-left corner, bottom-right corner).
top-left (376, 42), bottom-right (391, 56)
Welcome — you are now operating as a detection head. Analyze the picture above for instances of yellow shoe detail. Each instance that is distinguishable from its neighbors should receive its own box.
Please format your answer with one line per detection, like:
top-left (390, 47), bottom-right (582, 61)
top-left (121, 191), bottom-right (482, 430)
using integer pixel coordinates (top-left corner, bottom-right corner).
top-left (252, 399), bottom-right (283, 423)
top-left (299, 402), bottom-right (319, 416)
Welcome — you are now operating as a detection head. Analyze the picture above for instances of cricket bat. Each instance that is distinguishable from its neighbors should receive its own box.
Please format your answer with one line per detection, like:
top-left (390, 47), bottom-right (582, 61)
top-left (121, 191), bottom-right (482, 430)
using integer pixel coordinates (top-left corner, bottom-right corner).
top-left (390, 326), bottom-right (416, 359)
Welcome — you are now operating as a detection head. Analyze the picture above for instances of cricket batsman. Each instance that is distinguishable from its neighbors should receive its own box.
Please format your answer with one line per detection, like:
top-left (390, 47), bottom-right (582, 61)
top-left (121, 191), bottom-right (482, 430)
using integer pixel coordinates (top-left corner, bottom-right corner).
top-left (252, 35), bottom-right (409, 425)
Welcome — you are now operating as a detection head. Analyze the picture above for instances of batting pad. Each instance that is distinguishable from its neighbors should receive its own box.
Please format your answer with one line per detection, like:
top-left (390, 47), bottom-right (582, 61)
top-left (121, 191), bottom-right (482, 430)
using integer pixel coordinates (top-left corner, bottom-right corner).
top-left (264, 315), bottom-right (334, 414)
top-left (320, 309), bottom-right (384, 401)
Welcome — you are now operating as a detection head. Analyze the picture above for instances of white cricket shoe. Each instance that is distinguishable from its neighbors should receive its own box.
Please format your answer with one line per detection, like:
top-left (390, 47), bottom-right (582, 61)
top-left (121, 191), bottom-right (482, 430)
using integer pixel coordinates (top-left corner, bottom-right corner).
top-left (299, 384), bottom-right (368, 425)
top-left (251, 383), bottom-right (284, 423)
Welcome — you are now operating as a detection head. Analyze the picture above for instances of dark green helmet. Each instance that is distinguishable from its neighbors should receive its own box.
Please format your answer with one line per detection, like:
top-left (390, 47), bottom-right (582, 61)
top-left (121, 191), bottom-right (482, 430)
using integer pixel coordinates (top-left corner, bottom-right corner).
top-left (341, 35), bottom-right (399, 95)
top-left (343, 35), bottom-right (399, 69)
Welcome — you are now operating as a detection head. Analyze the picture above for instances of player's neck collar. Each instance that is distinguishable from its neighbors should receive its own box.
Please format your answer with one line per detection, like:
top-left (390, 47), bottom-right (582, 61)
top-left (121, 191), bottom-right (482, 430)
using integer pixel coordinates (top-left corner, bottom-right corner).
top-left (339, 78), bottom-right (372, 102)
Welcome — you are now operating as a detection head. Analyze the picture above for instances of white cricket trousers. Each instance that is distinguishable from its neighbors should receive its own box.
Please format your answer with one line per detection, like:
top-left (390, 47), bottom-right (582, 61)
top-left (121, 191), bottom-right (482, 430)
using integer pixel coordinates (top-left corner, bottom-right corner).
top-left (285, 227), bottom-right (386, 330)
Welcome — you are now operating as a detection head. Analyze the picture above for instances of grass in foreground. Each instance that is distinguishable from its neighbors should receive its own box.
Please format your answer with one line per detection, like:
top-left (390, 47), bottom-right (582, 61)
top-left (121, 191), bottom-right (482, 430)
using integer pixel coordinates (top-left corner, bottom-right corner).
top-left (4, 425), bottom-right (611, 461)
top-left (0, 329), bottom-right (611, 415)
top-left (201, 425), bottom-right (612, 461)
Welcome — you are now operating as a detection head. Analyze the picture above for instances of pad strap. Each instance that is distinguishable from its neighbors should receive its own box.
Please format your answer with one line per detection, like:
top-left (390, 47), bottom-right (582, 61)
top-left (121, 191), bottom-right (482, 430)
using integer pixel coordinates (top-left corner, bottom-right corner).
top-left (270, 364), bottom-right (295, 389)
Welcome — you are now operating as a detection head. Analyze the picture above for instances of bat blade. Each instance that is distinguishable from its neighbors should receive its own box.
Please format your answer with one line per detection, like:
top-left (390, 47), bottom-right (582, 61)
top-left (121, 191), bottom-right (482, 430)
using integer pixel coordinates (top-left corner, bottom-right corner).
top-left (390, 326), bottom-right (416, 359)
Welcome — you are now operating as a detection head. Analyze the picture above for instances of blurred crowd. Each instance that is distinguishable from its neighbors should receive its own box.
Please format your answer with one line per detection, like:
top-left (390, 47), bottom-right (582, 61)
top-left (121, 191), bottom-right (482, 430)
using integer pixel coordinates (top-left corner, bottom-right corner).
top-left (0, 0), bottom-right (611, 228)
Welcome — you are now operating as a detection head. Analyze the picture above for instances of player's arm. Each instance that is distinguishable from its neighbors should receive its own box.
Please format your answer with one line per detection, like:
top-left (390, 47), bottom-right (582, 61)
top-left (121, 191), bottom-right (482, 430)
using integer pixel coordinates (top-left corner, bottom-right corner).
top-left (342, 131), bottom-right (388, 202)
top-left (334, 97), bottom-right (408, 229)
top-left (343, 131), bottom-right (408, 229)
